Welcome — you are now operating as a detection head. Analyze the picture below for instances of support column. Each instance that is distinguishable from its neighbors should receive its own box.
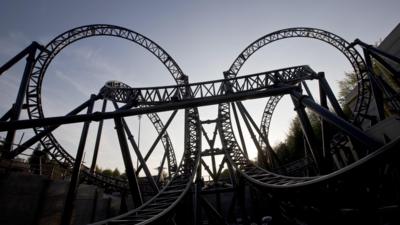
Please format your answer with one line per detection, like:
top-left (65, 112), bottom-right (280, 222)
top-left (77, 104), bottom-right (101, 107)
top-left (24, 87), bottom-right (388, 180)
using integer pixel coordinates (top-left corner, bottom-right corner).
top-left (290, 95), bottom-right (321, 173)
top-left (90, 99), bottom-right (107, 173)
top-left (231, 102), bottom-right (248, 157)
top-left (61, 95), bottom-right (96, 225)
top-left (112, 102), bottom-right (159, 193)
top-left (291, 90), bottom-right (380, 148)
top-left (319, 78), bottom-right (329, 167)
top-left (3, 45), bottom-right (38, 153)
top-left (114, 116), bottom-right (143, 207)
top-left (234, 102), bottom-right (268, 167)
top-left (317, 72), bottom-right (347, 119)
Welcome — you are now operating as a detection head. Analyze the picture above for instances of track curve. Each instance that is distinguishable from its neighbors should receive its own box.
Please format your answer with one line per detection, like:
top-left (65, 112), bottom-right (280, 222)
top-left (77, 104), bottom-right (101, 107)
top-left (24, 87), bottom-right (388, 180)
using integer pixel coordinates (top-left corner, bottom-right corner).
top-left (25, 24), bottom-right (184, 189)
top-left (219, 27), bottom-right (377, 189)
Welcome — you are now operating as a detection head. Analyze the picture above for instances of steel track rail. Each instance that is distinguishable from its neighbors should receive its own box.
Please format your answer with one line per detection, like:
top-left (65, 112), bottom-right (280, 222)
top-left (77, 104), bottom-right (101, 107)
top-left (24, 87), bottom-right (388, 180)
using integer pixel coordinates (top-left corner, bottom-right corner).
top-left (219, 102), bottom-right (399, 189)
top-left (90, 108), bottom-right (202, 225)
top-left (21, 24), bottom-right (183, 189)
top-left (218, 27), bottom-right (375, 191)
top-left (225, 27), bottom-right (371, 127)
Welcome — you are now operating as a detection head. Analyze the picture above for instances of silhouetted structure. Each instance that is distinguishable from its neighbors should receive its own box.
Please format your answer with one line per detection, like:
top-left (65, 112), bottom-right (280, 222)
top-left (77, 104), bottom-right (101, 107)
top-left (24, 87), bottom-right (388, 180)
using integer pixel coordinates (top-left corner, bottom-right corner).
top-left (1, 24), bottom-right (400, 225)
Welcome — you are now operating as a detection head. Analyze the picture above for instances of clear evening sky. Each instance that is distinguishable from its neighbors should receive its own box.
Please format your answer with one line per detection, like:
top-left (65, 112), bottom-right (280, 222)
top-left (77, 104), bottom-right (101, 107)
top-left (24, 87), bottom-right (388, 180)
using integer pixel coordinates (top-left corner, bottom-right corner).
top-left (0, 0), bottom-right (399, 175)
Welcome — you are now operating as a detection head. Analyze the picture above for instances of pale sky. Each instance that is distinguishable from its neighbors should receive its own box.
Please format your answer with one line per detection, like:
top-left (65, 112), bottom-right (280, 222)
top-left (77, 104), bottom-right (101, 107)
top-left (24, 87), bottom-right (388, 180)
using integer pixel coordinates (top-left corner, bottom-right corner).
top-left (0, 0), bottom-right (399, 176)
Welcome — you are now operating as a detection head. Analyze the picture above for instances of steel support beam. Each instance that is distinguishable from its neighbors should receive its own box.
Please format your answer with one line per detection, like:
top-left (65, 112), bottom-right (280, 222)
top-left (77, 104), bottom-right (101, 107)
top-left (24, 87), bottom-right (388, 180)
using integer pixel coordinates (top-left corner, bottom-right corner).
top-left (236, 102), bottom-right (280, 167)
top-left (136, 110), bottom-right (178, 174)
top-left (301, 80), bottom-right (315, 101)
top-left (319, 79), bottom-right (329, 162)
top-left (114, 116), bottom-right (143, 207)
top-left (122, 117), bottom-right (159, 193)
top-left (2, 96), bottom-right (97, 159)
top-left (90, 99), bottom-right (107, 173)
top-left (0, 108), bottom-right (12, 122)
top-left (3, 44), bottom-right (38, 153)
top-left (214, 156), bottom-right (228, 183)
top-left (113, 100), bottom-right (159, 193)
top-left (0, 42), bottom-right (46, 75)
top-left (235, 102), bottom-right (269, 167)
top-left (201, 159), bottom-right (216, 180)
top-left (291, 95), bottom-right (321, 173)
top-left (230, 102), bottom-right (248, 157)
top-left (317, 72), bottom-right (347, 119)
top-left (0, 85), bottom-right (298, 131)
top-left (291, 90), bottom-right (380, 148)
top-left (61, 95), bottom-right (95, 225)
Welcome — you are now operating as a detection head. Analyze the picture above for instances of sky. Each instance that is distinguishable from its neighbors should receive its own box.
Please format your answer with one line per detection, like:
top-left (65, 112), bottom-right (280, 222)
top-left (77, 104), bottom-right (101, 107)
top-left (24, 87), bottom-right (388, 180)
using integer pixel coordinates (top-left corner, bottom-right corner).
top-left (0, 0), bottom-right (399, 177)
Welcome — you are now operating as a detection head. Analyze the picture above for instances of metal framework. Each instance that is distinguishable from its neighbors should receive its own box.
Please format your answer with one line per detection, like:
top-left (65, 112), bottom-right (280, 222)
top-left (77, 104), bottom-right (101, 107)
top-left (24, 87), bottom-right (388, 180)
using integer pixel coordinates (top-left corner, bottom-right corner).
top-left (1, 25), bottom-right (400, 225)
top-left (8, 24), bottom-right (184, 189)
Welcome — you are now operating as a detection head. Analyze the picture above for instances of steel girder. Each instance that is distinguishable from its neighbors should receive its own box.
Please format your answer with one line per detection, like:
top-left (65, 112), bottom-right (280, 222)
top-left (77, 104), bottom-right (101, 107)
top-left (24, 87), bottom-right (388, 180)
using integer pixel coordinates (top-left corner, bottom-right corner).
top-left (100, 66), bottom-right (316, 104)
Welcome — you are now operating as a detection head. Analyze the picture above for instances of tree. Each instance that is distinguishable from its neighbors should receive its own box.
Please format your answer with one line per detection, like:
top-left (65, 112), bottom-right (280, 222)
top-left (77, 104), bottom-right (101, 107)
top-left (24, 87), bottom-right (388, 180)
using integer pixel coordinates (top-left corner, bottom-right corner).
top-left (95, 165), bottom-right (103, 174)
top-left (112, 168), bottom-right (121, 177)
top-left (338, 72), bottom-right (358, 105)
top-left (273, 110), bottom-right (324, 165)
top-left (101, 169), bottom-right (113, 177)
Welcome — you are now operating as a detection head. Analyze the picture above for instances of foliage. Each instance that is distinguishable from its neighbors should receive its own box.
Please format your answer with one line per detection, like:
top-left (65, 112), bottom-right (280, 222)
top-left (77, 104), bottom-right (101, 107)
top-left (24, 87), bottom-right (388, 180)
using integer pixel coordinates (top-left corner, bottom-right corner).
top-left (112, 168), bottom-right (121, 177)
top-left (273, 111), bottom-right (323, 165)
top-left (101, 169), bottom-right (113, 177)
top-left (337, 72), bottom-right (358, 105)
top-left (95, 165), bottom-right (103, 174)
top-left (99, 167), bottom-right (122, 178)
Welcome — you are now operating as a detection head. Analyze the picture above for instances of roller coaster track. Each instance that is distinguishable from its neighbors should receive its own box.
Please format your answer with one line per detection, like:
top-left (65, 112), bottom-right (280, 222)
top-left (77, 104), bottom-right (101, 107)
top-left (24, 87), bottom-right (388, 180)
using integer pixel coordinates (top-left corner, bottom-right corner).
top-left (20, 24), bottom-right (185, 190)
top-left (218, 27), bottom-right (378, 190)
top-left (224, 27), bottom-right (371, 127)
top-left (1, 25), bottom-right (398, 224)
top-left (15, 24), bottom-right (201, 224)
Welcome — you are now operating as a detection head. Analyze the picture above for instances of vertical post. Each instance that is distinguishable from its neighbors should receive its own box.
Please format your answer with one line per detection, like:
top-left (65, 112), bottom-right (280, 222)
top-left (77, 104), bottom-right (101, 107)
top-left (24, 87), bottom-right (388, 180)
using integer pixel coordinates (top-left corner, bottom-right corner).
top-left (290, 95), bottom-right (320, 173)
top-left (61, 95), bottom-right (95, 225)
top-left (3, 45), bottom-right (37, 153)
top-left (114, 116), bottom-right (143, 207)
top-left (90, 99), bottom-right (107, 173)
top-left (319, 78), bottom-right (329, 164)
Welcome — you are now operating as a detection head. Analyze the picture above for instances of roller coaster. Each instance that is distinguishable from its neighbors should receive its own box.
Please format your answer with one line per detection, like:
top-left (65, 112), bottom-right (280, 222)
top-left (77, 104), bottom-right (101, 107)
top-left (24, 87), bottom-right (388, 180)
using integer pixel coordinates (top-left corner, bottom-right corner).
top-left (1, 24), bottom-right (400, 225)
